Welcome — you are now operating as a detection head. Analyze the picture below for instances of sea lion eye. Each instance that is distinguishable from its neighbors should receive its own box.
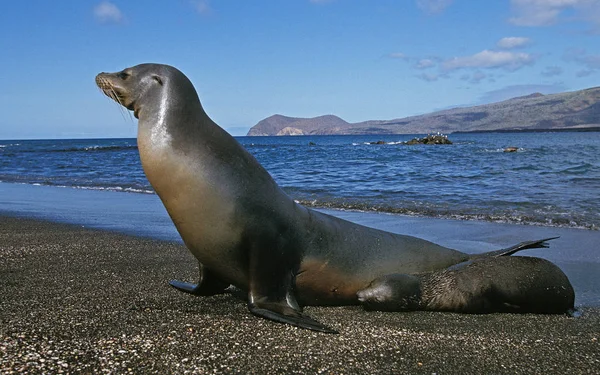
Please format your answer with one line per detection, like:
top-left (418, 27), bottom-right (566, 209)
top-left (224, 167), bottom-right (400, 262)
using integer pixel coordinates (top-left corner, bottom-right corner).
top-left (152, 75), bottom-right (164, 86)
top-left (117, 71), bottom-right (130, 80)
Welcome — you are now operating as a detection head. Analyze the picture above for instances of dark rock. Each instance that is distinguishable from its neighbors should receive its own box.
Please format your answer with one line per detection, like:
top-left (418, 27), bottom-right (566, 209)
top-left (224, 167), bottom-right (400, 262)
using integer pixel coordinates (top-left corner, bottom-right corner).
top-left (405, 134), bottom-right (452, 145)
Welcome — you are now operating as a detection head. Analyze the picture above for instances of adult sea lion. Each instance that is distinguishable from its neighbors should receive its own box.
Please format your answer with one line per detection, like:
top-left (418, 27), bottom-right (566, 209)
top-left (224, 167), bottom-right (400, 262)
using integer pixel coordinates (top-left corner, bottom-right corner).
top-left (95, 64), bottom-right (574, 333)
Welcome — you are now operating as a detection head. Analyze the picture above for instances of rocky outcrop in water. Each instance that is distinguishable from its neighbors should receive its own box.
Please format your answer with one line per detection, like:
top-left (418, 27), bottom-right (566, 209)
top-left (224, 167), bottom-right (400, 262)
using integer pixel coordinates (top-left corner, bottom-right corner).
top-left (368, 134), bottom-right (452, 145)
top-left (406, 134), bottom-right (452, 145)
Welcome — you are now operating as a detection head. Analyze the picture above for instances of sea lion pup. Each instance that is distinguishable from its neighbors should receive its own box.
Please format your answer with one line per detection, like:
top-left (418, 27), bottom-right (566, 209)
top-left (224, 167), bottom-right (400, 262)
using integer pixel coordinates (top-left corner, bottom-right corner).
top-left (96, 63), bottom-right (573, 333)
top-left (357, 256), bottom-right (575, 314)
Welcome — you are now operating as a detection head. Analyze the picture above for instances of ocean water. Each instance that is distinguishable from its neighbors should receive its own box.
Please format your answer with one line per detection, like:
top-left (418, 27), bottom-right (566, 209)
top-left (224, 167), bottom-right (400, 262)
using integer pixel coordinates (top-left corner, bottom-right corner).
top-left (1, 132), bottom-right (599, 230)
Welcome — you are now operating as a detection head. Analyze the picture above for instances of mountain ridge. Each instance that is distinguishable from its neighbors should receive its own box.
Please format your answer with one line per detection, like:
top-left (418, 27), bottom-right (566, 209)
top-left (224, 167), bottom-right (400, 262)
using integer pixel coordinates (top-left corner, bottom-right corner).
top-left (247, 87), bottom-right (600, 136)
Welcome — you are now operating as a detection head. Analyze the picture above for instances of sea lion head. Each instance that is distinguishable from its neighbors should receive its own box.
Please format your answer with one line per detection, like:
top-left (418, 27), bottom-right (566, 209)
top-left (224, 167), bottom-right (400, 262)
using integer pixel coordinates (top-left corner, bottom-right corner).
top-left (95, 64), bottom-right (200, 121)
top-left (357, 274), bottom-right (422, 312)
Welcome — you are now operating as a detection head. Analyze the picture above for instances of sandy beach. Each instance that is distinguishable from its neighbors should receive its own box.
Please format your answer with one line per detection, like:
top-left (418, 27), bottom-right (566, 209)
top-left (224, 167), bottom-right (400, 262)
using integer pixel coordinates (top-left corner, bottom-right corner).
top-left (0, 216), bottom-right (598, 374)
top-left (1, 183), bottom-right (599, 373)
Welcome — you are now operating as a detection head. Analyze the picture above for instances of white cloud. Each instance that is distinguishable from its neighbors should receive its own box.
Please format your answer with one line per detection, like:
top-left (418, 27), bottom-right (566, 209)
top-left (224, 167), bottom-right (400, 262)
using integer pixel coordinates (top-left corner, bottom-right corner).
top-left (575, 54), bottom-right (600, 75)
top-left (541, 66), bottom-right (564, 77)
top-left (509, 0), bottom-right (600, 30)
top-left (576, 69), bottom-right (595, 77)
top-left (564, 48), bottom-right (600, 74)
top-left (388, 52), bottom-right (408, 59)
top-left (470, 71), bottom-right (487, 83)
top-left (416, 59), bottom-right (436, 69)
top-left (460, 71), bottom-right (488, 84)
top-left (94, 1), bottom-right (123, 24)
top-left (442, 50), bottom-right (536, 71)
top-left (509, 1), bottom-right (563, 26)
top-left (416, 0), bottom-right (453, 15)
top-left (496, 37), bottom-right (532, 49)
top-left (416, 72), bottom-right (439, 82)
top-left (580, 54), bottom-right (600, 69)
top-left (192, 0), bottom-right (211, 14)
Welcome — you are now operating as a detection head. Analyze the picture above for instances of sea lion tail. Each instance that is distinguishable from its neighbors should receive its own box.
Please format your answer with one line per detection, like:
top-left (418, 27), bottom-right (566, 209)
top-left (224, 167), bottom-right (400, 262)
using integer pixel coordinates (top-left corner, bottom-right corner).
top-left (470, 237), bottom-right (560, 259)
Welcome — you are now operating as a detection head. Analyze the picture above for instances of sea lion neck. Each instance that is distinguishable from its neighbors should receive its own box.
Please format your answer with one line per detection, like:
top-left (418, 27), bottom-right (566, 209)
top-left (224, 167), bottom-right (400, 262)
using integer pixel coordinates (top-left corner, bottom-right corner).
top-left (136, 81), bottom-right (209, 148)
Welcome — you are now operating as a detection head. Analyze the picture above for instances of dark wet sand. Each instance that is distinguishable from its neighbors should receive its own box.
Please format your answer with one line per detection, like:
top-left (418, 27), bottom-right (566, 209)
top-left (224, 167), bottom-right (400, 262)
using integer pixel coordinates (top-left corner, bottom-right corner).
top-left (1, 216), bottom-right (598, 374)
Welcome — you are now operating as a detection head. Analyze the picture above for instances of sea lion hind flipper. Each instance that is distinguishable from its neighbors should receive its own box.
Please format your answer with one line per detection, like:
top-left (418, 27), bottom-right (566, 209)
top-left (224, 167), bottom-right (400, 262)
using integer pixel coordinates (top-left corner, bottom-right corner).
top-left (470, 237), bottom-right (560, 259)
top-left (248, 301), bottom-right (338, 334)
top-left (169, 262), bottom-right (229, 296)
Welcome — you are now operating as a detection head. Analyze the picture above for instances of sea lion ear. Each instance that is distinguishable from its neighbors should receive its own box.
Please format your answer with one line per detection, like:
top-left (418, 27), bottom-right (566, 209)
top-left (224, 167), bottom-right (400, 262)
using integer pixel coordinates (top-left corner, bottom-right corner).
top-left (152, 75), bottom-right (164, 86)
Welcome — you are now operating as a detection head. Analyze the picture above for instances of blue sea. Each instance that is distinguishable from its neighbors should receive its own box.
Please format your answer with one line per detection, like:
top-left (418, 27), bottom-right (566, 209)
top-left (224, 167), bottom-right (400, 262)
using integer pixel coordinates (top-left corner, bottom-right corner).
top-left (1, 132), bottom-right (599, 230)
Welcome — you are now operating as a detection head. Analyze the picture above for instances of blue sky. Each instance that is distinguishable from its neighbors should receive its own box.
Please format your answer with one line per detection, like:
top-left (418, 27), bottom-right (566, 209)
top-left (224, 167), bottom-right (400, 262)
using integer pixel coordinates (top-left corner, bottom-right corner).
top-left (2, 0), bottom-right (600, 139)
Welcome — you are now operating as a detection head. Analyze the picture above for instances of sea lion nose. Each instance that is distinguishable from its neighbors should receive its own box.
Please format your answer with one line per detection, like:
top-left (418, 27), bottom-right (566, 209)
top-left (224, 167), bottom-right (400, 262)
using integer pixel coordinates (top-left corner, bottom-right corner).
top-left (95, 73), bottom-right (109, 88)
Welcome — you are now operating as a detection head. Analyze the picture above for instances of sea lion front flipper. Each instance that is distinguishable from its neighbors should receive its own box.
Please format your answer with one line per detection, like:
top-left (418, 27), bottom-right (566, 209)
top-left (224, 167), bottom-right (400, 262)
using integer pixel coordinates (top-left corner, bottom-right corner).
top-left (169, 262), bottom-right (229, 296)
top-left (246, 235), bottom-right (338, 333)
top-left (248, 298), bottom-right (338, 334)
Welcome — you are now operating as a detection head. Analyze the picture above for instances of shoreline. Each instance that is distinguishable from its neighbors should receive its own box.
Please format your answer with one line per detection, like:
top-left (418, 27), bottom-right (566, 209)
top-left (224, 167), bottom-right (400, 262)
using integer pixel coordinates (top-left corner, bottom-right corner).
top-left (1, 181), bottom-right (599, 307)
top-left (1, 181), bottom-right (599, 235)
top-left (1, 215), bottom-right (599, 374)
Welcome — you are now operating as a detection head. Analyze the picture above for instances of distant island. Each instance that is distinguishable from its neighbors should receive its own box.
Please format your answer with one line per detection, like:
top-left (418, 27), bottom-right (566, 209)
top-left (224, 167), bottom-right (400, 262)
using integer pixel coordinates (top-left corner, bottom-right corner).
top-left (247, 87), bottom-right (600, 136)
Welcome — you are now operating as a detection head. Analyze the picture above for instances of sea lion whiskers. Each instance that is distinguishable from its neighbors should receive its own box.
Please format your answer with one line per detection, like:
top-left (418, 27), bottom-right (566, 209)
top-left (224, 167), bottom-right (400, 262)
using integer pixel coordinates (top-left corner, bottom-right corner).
top-left (96, 75), bottom-right (133, 122)
top-left (111, 86), bottom-right (134, 122)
